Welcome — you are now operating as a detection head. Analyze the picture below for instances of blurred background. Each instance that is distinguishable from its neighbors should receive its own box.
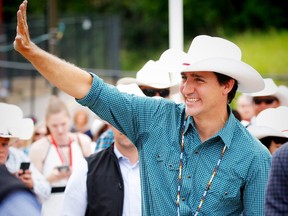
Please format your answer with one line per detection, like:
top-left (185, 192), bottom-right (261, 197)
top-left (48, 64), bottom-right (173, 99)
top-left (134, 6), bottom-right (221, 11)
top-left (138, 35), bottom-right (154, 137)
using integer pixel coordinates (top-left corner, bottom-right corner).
top-left (0, 0), bottom-right (287, 120)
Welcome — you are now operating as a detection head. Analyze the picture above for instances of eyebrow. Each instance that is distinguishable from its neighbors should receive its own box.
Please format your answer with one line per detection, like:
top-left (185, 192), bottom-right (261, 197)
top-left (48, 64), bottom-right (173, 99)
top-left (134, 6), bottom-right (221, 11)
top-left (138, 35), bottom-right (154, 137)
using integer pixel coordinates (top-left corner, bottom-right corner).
top-left (181, 72), bottom-right (205, 78)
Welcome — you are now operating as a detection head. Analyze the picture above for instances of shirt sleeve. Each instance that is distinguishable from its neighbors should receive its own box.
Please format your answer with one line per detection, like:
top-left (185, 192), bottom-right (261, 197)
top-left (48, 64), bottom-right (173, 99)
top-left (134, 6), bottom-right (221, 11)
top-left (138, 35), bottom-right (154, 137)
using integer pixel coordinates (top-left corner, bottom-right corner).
top-left (61, 157), bottom-right (88, 216)
top-left (30, 163), bottom-right (52, 202)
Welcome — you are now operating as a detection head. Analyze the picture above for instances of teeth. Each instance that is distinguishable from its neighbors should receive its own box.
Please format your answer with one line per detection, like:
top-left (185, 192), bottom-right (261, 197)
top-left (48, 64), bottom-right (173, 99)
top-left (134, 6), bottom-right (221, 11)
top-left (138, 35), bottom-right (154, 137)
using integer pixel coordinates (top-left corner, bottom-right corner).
top-left (187, 98), bottom-right (198, 102)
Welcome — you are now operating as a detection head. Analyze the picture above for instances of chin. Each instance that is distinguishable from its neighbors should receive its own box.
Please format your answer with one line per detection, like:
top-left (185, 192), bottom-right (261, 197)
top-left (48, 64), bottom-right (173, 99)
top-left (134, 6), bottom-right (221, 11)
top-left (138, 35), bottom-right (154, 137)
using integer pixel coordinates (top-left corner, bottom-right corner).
top-left (185, 107), bottom-right (200, 117)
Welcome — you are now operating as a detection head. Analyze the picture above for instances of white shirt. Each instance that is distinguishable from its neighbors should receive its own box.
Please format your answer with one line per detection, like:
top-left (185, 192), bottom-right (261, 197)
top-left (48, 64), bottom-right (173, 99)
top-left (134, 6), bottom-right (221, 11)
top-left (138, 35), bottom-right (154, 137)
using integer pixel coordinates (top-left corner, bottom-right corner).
top-left (62, 145), bottom-right (141, 216)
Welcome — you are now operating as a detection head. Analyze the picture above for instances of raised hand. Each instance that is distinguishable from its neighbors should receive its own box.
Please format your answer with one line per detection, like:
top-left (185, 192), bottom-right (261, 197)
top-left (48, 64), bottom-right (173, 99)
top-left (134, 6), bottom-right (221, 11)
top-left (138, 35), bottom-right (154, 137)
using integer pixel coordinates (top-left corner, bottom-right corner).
top-left (14, 1), bottom-right (34, 54)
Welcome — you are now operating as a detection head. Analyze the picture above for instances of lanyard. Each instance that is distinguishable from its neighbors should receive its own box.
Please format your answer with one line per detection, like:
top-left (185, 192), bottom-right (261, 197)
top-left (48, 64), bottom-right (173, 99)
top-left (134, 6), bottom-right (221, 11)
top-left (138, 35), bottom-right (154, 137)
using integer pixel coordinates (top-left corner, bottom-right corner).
top-left (176, 116), bottom-right (227, 216)
top-left (50, 135), bottom-right (73, 167)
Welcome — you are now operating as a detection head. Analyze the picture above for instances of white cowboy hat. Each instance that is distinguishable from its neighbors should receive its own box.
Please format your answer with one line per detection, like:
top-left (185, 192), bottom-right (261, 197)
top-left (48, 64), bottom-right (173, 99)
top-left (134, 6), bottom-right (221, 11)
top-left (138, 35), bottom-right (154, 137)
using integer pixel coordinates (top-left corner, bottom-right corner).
top-left (247, 78), bottom-right (278, 96)
top-left (116, 83), bottom-right (146, 97)
top-left (179, 35), bottom-right (264, 93)
top-left (247, 125), bottom-right (287, 139)
top-left (278, 85), bottom-right (288, 106)
top-left (247, 78), bottom-right (288, 106)
top-left (117, 60), bottom-right (178, 89)
top-left (248, 106), bottom-right (288, 138)
top-left (0, 103), bottom-right (34, 140)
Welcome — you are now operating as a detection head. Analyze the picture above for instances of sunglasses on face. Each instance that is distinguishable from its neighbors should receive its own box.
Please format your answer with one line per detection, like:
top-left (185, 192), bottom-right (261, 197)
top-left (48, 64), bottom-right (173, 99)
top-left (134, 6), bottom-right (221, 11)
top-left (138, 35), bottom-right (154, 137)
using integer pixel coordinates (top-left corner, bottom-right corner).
top-left (141, 88), bottom-right (170, 98)
top-left (253, 97), bottom-right (278, 105)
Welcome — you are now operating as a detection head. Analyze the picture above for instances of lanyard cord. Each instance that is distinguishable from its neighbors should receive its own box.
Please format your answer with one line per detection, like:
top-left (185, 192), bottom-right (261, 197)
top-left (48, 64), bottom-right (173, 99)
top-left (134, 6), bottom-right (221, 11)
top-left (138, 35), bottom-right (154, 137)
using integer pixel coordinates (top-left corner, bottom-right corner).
top-left (176, 117), bottom-right (227, 216)
top-left (50, 135), bottom-right (73, 167)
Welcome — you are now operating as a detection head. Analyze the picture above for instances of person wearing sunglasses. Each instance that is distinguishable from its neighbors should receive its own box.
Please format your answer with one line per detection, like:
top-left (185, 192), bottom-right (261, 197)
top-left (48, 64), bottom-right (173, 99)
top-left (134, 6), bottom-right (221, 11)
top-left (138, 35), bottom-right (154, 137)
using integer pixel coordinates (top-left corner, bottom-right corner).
top-left (247, 78), bottom-right (288, 126)
top-left (117, 60), bottom-right (181, 100)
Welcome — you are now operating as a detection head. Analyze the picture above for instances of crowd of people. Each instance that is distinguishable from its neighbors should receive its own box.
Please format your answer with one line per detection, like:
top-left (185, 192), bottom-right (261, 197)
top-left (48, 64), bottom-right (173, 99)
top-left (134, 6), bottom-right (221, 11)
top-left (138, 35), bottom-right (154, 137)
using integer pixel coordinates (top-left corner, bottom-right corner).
top-left (0, 0), bottom-right (288, 215)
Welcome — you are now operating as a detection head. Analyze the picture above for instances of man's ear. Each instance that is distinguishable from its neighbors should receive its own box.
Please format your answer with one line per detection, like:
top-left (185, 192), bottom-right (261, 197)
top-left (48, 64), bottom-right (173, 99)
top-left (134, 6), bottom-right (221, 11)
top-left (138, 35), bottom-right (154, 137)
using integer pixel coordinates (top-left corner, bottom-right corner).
top-left (223, 79), bottom-right (235, 94)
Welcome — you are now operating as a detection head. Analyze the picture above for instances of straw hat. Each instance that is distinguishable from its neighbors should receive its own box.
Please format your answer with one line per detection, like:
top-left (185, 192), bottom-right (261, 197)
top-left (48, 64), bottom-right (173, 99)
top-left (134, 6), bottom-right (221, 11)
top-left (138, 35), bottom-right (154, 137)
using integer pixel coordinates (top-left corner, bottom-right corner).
top-left (179, 35), bottom-right (264, 93)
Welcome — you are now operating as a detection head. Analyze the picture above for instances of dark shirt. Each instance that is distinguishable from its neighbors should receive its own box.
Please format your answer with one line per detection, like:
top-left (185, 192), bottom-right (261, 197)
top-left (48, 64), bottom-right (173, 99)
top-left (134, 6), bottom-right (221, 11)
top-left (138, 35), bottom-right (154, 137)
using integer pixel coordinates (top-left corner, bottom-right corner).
top-left (265, 142), bottom-right (288, 215)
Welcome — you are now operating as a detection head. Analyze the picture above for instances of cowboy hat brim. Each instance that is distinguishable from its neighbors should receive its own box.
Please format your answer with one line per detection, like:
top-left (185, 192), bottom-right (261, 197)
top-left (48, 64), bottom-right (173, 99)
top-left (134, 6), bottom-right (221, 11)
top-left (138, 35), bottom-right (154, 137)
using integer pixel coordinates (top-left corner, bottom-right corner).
top-left (181, 57), bottom-right (265, 93)
top-left (248, 125), bottom-right (288, 139)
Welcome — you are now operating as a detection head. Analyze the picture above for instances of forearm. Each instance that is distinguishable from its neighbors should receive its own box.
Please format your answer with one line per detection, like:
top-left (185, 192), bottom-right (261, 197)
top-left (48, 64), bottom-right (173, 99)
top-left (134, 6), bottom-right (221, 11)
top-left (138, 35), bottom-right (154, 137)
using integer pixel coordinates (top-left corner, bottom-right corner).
top-left (21, 43), bottom-right (92, 99)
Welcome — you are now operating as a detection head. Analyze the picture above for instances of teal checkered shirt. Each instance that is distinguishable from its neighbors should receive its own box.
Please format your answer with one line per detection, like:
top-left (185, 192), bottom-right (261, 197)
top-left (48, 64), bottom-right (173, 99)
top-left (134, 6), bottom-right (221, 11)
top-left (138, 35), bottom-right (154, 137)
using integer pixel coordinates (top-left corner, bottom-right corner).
top-left (78, 73), bottom-right (271, 216)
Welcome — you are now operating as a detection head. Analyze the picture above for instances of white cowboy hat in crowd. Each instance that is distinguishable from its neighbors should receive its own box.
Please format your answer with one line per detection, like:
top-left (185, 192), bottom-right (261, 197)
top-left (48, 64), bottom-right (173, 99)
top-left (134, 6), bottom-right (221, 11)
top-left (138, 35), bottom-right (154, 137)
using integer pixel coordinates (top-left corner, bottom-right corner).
top-left (0, 103), bottom-right (34, 140)
top-left (247, 78), bottom-right (288, 106)
top-left (116, 83), bottom-right (146, 97)
top-left (247, 106), bottom-right (288, 139)
top-left (178, 35), bottom-right (265, 93)
top-left (278, 85), bottom-right (288, 106)
top-left (117, 60), bottom-right (179, 89)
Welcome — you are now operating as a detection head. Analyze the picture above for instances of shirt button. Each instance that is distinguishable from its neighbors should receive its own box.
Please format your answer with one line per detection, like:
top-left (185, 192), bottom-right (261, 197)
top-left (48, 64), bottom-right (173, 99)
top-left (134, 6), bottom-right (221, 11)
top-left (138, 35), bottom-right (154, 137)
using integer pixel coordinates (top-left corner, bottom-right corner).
top-left (182, 197), bottom-right (186, 201)
top-left (224, 192), bottom-right (228, 195)
top-left (187, 175), bottom-right (191, 179)
top-left (118, 183), bottom-right (122, 190)
top-left (195, 151), bottom-right (199, 154)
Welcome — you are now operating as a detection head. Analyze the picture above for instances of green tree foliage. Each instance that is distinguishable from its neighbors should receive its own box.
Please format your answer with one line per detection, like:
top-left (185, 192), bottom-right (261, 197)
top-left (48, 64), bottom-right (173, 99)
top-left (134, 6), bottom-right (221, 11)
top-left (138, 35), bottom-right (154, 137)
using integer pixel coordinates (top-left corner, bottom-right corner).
top-left (4, 0), bottom-right (287, 47)
top-left (2, 0), bottom-right (288, 71)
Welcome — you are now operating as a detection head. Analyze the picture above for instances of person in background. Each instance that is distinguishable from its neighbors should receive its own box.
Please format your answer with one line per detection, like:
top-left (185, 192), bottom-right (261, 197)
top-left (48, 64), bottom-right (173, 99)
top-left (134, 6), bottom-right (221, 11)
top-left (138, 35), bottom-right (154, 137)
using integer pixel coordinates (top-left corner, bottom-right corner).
top-left (0, 102), bottom-right (51, 203)
top-left (29, 96), bottom-right (92, 215)
top-left (32, 121), bottom-right (48, 142)
top-left (264, 106), bottom-right (288, 214)
top-left (117, 59), bottom-right (179, 100)
top-left (265, 142), bottom-right (288, 215)
top-left (248, 78), bottom-right (288, 125)
top-left (247, 106), bottom-right (288, 154)
top-left (236, 93), bottom-right (255, 127)
top-left (62, 84), bottom-right (143, 216)
top-left (0, 164), bottom-right (41, 216)
top-left (14, 3), bottom-right (271, 215)
top-left (71, 108), bottom-right (93, 139)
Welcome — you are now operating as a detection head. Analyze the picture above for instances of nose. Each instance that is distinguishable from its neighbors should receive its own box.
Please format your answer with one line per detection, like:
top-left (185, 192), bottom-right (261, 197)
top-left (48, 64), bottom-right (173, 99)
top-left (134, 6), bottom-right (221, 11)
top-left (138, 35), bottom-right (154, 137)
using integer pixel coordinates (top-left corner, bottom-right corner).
top-left (181, 80), bottom-right (194, 96)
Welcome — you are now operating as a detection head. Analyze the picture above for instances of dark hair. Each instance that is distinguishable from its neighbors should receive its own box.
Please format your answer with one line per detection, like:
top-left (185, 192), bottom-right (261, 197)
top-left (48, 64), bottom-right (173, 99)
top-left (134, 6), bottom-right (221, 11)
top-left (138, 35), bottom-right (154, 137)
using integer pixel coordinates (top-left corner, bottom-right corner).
top-left (260, 136), bottom-right (288, 150)
top-left (214, 72), bottom-right (238, 104)
top-left (232, 109), bottom-right (242, 121)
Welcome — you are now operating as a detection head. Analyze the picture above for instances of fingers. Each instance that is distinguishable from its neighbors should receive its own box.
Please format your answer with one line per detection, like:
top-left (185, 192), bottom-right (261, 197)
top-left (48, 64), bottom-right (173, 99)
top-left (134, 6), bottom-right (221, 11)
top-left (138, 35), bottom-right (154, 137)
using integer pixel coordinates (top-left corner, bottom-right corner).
top-left (22, 0), bottom-right (28, 22)
top-left (14, 0), bottom-right (31, 52)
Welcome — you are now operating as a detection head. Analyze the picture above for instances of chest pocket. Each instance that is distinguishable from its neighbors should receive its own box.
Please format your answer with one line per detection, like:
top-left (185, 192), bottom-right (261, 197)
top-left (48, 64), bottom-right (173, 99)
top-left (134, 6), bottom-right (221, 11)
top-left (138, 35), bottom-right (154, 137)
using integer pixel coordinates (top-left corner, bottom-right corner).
top-left (205, 176), bottom-right (243, 213)
top-left (156, 148), bottom-right (180, 185)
